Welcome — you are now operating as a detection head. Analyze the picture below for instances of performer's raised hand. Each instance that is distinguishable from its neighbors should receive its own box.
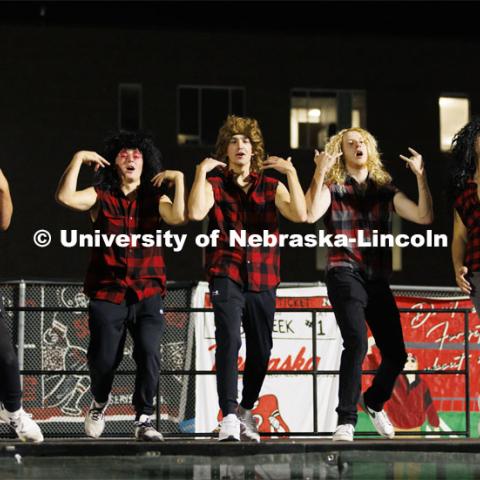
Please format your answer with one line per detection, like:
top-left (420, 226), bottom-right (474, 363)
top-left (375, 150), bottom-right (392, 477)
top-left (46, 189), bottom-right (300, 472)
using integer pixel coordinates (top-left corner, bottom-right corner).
top-left (261, 156), bottom-right (296, 175)
top-left (399, 147), bottom-right (424, 177)
top-left (151, 170), bottom-right (183, 188)
top-left (455, 265), bottom-right (472, 294)
top-left (197, 157), bottom-right (227, 174)
top-left (73, 151), bottom-right (110, 172)
top-left (314, 149), bottom-right (342, 174)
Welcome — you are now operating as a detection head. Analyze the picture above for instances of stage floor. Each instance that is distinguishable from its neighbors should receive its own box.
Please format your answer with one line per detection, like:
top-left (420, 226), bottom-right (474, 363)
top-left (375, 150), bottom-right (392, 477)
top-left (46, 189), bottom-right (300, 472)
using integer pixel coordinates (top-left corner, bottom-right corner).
top-left (1, 439), bottom-right (480, 479)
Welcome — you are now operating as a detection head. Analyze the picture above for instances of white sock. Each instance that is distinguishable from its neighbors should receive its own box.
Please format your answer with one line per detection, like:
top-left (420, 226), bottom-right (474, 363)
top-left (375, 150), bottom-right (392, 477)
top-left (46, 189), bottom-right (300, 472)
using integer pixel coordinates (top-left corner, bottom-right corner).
top-left (5, 407), bottom-right (23, 417)
top-left (137, 414), bottom-right (151, 424)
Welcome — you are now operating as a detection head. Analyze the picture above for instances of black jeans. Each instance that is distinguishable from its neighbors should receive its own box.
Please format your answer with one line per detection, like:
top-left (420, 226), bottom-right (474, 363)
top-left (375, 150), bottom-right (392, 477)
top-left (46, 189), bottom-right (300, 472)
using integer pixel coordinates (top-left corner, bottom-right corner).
top-left (0, 303), bottom-right (22, 412)
top-left (87, 291), bottom-right (165, 418)
top-left (326, 267), bottom-right (407, 426)
top-left (210, 277), bottom-right (276, 416)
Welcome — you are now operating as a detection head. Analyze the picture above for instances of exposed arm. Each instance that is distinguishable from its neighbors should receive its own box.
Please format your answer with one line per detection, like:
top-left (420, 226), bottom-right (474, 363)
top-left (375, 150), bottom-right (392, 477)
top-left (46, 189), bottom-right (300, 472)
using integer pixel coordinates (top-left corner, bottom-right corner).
top-left (0, 169), bottom-right (13, 231)
top-left (305, 150), bottom-right (339, 223)
top-left (394, 147), bottom-right (433, 224)
top-left (451, 209), bottom-right (471, 294)
top-left (188, 158), bottom-right (225, 221)
top-left (152, 170), bottom-right (187, 225)
top-left (305, 169), bottom-right (331, 223)
top-left (275, 181), bottom-right (306, 223)
top-left (55, 151), bottom-right (109, 211)
top-left (262, 156), bottom-right (306, 222)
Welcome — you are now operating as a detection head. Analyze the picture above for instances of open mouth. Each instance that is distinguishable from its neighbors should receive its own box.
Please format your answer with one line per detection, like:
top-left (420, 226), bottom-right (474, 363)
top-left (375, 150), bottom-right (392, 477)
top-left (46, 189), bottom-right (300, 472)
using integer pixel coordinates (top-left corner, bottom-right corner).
top-left (356, 151), bottom-right (364, 158)
top-left (126, 166), bottom-right (135, 171)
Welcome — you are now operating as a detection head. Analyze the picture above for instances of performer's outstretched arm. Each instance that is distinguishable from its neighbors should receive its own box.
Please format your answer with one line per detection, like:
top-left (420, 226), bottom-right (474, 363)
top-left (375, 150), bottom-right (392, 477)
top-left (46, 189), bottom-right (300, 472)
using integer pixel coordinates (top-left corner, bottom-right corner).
top-left (261, 156), bottom-right (306, 223)
top-left (305, 150), bottom-right (341, 223)
top-left (393, 147), bottom-right (433, 225)
top-left (55, 151), bottom-right (108, 211)
top-left (151, 170), bottom-right (187, 225)
top-left (0, 169), bottom-right (13, 231)
top-left (188, 158), bottom-right (225, 221)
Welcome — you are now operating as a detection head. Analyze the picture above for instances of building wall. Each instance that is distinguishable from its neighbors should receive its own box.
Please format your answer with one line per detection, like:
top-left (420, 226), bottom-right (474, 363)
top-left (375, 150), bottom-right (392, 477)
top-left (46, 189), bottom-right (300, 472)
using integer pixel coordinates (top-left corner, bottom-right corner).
top-left (0, 18), bottom-right (478, 286)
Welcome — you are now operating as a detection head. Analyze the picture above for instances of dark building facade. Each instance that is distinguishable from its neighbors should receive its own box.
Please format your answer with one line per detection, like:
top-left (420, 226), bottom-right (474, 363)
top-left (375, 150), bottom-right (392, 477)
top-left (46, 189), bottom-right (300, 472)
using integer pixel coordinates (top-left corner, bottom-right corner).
top-left (0, 2), bottom-right (477, 287)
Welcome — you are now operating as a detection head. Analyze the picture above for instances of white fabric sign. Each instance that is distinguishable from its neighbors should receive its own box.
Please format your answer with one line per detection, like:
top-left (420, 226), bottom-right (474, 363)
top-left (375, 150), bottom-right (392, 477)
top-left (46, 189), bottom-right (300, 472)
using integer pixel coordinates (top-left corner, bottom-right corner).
top-left (192, 282), bottom-right (342, 436)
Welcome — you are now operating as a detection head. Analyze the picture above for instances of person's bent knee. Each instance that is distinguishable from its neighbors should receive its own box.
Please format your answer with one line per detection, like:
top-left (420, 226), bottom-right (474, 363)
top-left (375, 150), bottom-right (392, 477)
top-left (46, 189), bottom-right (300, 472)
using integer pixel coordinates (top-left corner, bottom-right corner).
top-left (88, 355), bottom-right (118, 376)
top-left (215, 330), bottom-right (242, 352)
top-left (342, 333), bottom-right (368, 356)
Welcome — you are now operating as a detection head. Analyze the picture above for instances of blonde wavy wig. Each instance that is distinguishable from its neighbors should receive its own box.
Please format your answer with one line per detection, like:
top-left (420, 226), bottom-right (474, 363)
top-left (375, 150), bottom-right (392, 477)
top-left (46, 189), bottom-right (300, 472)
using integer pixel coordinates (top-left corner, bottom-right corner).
top-left (215, 115), bottom-right (266, 173)
top-left (324, 127), bottom-right (392, 186)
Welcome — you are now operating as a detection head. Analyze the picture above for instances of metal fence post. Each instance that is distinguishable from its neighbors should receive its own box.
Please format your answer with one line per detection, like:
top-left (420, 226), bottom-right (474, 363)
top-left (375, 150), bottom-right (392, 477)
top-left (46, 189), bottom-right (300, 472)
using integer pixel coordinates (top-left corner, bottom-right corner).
top-left (312, 310), bottom-right (318, 434)
top-left (17, 279), bottom-right (26, 388)
top-left (465, 310), bottom-right (471, 437)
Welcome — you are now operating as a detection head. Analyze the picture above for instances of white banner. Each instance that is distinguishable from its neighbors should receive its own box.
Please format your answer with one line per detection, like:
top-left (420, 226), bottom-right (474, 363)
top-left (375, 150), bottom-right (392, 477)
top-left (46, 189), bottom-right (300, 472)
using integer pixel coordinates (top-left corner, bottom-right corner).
top-left (193, 282), bottom-right (342, 436)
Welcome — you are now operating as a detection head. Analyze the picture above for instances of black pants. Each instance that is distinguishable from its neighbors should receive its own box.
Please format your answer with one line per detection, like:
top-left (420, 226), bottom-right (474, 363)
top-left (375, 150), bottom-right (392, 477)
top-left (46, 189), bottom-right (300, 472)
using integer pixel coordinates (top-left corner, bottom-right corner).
top-left (326, 267), bottom-right (407, 426)
top-left (210, 277), bottom-right (276, 416)
top-left (0, 304), bottom-right (22, 412)
top-left (87, 291), bottom-right (165, 417)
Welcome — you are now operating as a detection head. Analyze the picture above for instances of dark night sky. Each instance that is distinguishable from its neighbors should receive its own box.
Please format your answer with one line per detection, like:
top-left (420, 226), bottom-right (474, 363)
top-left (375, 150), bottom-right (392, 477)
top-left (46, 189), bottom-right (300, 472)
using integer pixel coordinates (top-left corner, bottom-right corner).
top-left (0, 1), bottom-right (475, 35)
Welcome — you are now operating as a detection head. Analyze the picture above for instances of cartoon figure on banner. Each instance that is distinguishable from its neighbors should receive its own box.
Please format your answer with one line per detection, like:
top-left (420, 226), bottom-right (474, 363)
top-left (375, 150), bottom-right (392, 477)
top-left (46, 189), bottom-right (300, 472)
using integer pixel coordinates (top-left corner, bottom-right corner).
top-left (215, 394), bottom-right (290, 436)
top-left (42, 318), bottom-right (90, 416)
top-left (362, 337), bottom-right (441, 432)
top-left (0, 293), bottom-right (14, 320)
top-left (58, 288), bottom-right (89, 312)
top-left (252, 394), bottom-right (290, 434)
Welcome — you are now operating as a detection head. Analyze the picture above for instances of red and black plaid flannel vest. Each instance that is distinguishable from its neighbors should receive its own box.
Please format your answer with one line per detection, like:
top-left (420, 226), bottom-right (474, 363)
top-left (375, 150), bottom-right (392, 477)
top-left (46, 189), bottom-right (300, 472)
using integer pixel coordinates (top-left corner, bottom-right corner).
top-left (84, 185), bottom-right (166, 303)
top-left (206, 168), bottom-right (280, 291)
top-left (454, 180), bottom-right (480, 273)
top-left (324, 175), bottom-right (398, 279)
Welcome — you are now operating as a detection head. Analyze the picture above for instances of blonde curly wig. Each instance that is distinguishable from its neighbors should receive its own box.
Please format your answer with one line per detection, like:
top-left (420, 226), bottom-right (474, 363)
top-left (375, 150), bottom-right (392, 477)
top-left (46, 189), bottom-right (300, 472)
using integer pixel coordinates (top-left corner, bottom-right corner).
top-left (324, 127), bottom-right (392, 186)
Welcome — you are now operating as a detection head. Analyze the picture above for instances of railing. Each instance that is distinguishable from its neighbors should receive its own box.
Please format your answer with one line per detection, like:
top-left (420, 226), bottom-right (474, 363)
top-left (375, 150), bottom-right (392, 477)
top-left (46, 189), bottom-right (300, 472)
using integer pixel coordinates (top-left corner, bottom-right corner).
top-left (0, 296), bottom-right (472, 439)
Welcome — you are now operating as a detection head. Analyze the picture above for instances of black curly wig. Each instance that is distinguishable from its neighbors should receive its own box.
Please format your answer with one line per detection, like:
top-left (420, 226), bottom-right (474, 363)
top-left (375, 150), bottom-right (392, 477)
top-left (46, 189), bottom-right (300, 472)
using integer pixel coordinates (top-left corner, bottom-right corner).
top-left (448, 117), bottom-right (480, 200)
top-left (94, 130), bottom-right (163, 190)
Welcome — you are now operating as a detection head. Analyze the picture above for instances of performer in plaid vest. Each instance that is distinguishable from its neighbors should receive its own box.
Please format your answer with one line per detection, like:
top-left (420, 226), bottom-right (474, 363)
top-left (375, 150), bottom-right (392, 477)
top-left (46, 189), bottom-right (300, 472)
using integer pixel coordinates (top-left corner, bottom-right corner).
top-left (188, 115), bottom-right (306, 442)
top-left (450, 118), bottom-right (480, 299)
top-left (0, 169), bottom-right (43, 442)
top-left (56, 131), bottom-right (185, 441)
top-left (305, 128), bottom-right (433, 442)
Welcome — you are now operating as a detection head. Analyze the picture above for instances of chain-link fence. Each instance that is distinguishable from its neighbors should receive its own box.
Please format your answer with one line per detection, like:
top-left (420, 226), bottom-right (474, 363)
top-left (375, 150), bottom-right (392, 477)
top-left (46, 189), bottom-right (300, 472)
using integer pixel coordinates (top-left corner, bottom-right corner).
top-left (0, 281), bottom-right (196, 438)
top-left (0, 281), bottom-right (473, 439)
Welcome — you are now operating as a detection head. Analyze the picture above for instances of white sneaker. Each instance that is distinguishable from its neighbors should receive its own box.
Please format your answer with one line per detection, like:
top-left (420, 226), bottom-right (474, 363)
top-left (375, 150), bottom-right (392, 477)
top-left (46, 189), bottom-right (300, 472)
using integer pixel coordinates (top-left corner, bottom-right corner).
top-left (218, 413), bottom-right (240, 442)
top-left (361, 398), bottom-right (395, 439)
top-left (332, 424), bottom-right (354, 442)
top-left (85, 399), bottom-right (109, 438)
top-left (0, 404), bottom-right (44, 443)
top-left (237, 406), bottom-right (260, 442)
top-left (134, 415), bottom-right (164, 442)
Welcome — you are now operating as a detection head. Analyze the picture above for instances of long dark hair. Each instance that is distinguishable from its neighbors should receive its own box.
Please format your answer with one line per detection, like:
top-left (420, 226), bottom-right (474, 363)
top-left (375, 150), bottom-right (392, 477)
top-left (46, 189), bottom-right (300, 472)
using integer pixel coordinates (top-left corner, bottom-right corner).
top-left (94, 130), bottom-right (163, 191)
top-left (448, 117), bottom-right (480, 200)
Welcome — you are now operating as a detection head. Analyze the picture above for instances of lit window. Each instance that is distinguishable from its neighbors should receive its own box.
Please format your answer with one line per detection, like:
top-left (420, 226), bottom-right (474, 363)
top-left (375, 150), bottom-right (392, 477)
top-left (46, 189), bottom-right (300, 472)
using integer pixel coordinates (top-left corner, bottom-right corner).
top-left (290, 89), bottom-right (366, 149)
top-left (439, 96), bottom-right (469, 152)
